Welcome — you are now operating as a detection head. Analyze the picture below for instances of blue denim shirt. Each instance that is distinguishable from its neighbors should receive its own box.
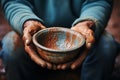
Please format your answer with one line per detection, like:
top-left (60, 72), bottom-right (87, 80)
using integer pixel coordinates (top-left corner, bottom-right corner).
top-left (1, 0), bottom-right (112, 39)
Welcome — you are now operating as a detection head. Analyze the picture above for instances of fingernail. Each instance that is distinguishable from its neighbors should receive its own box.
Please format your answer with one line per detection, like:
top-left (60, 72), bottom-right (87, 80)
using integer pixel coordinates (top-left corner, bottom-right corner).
top-left (47, 63), bottom-right (52, 69)
top-left (26, 40), bottom-right (29, 45)
top-left (41, 63), bottom-right (46, 68)
top-left (71, 65), bottom-right (76, 70)
top-left (62, 65), bottom-right (66, 70)
top-left (87, 43), bottom-right (92, 49)
top-left (57, 65), bottom-right (61, 70)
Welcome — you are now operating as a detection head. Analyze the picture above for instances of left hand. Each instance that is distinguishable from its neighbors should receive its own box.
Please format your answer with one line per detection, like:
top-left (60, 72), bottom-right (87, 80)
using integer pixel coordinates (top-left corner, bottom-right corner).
top-left (56, 21), bottom-right (95, 70)
top-left (22, 20), bottom-right (54, 69)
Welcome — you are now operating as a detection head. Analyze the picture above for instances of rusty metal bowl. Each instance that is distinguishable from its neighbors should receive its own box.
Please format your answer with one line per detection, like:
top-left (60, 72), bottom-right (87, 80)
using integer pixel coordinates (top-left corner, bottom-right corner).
top-left (32, 27), bottom-right (85, 64)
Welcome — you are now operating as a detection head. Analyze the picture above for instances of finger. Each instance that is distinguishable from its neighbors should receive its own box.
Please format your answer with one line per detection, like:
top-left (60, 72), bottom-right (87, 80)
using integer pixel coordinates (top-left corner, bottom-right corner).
top-left (57, 61), bottom-right (72, 70)
top-left (40, 25), bottom-right (46, 29)
top-left (86, 30), bottom-right (95, 43)
top-left (61, 61), bottom-right (73, 70)
top-left (86, 43), bottom-right (92, 49)
top-left (46, 62), bottom-right (52, 69)
top-left (23, 32), bottom-right (32, 45)
top-left (86, 30), bottom-right (95, 49)
top-left (25, 33), bottom-right (32, 45)
top-left (57, 64), bottom-right (61, 70)
top-left (71, 49), bottom-right (89, 70)
top-left (52, 64), bottom-right (57, 70)
top-left (25, 44), bottom-right (47, 68)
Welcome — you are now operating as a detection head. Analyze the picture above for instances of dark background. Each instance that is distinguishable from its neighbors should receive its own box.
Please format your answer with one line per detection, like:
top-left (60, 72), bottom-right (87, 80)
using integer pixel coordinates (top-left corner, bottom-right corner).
top-left (0, 0), bottom-right (120, 80)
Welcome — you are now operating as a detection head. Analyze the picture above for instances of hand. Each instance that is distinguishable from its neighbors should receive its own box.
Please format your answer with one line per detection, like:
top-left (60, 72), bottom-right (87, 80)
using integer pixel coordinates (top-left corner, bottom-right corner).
top-left (71, 21), bottom-right (95, 49)
top-left (56, 21), bottom-right (95, 70)
top-left (22, 20), bottom-right (53, 69)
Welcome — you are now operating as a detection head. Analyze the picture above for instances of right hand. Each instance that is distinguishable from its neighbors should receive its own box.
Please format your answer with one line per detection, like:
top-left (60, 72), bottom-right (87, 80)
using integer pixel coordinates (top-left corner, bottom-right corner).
top-left (22, 20), bottom-right (53, 69)
top-left (56, 21), bottom-right (95, 70)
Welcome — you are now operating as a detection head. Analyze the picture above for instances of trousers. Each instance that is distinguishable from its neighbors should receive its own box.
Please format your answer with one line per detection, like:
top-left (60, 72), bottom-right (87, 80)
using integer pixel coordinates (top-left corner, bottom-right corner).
top-left (0, 30), bottom-right (118, 80)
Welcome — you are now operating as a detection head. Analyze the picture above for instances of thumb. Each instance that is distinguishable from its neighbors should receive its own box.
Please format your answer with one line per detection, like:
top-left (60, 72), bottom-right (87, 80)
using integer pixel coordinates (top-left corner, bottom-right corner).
top-left (23, 32), bottom-right (32, 45)
top-left (86, 43), bottom-right (92, 49)
top-left (85, 30), bottom-right (95, 49)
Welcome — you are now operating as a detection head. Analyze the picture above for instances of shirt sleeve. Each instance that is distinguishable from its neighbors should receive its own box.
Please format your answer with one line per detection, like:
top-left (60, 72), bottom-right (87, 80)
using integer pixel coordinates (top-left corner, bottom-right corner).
top-left (1, 0), bottom-right (43, 35)
top-left (72, 0), bottom-right (113, 39)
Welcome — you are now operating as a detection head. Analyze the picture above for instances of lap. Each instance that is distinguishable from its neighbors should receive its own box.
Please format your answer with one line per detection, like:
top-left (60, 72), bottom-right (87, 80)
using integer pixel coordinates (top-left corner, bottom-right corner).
top-left (0, 30), bottom-right (118, 80)
top-left (1, 30), bottom-right (117, 64)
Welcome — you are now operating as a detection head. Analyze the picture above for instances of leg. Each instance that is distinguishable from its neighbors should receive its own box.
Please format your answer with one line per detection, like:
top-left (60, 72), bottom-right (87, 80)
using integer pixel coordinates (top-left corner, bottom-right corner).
top-left (81, 31), bottom-right (118, 80)
top-left (1, 31), bottom-right (81, 80)
top-left (0, 31), bottom-right (50, 80)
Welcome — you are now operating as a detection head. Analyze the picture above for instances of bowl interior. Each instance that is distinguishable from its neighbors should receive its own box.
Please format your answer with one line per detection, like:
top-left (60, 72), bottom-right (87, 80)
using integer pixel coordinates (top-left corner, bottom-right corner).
top-left (33, 27), bottom-right (85, 52)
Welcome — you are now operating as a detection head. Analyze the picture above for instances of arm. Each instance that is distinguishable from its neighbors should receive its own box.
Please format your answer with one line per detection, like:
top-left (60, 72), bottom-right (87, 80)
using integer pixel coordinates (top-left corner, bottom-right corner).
top-left (1, 0), bottom-right (43, 35)
top-left (57, 0), bottom-right (113, 70)
top-left (72, 0), bottom-right (113, 39)
top-left (1, 0), bottom-right (53, 69)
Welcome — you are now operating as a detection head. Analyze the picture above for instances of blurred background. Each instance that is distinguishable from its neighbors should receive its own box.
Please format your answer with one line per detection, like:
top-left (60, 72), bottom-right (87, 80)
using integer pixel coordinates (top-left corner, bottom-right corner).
top-left (0, 0), bottom-right (120, 80)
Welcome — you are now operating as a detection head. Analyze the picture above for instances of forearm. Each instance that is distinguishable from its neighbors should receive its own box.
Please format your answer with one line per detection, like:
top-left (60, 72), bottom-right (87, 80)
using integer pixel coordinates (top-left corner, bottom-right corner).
top-left (72, 0), bottom-right (112, 39)
top-left (1, 0), bottom-right (43, 35)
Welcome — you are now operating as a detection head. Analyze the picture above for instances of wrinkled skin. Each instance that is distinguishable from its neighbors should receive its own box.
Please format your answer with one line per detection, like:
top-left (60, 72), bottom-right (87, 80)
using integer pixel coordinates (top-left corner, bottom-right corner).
top-left (22, 20), bottom-right (95, 70)
top-left (71, 21), bottom-right (95, 49)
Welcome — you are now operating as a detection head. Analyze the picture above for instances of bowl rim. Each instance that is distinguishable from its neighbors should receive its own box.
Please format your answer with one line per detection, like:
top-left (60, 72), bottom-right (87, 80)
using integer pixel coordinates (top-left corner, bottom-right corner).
top-left (32, 27), bottom-right (85, 52)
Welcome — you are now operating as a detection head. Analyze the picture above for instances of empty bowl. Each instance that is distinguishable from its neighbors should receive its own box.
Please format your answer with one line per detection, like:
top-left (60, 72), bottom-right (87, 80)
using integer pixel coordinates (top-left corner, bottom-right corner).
top-left (32, 27), bottom-right (85, 64)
